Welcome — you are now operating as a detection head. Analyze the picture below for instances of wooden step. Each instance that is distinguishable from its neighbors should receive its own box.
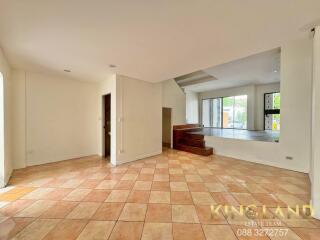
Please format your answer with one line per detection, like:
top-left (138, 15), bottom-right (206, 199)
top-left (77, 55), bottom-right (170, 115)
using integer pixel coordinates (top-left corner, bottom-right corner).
top-left (176, 144), bottom-right (213, 156)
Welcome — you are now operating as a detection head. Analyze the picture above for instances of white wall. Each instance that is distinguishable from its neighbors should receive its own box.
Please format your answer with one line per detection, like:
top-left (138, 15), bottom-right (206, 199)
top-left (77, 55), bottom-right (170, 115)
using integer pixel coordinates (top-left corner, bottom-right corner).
top-left (116, 75), bottom-right (162, 164)
top-left (162, 79), bottom-right (186, 126)
top-left (200, 84), bottom-right (256, 130)
top-left (186, 91), bottom-right (199, 124)
top-left (205, 38), bottom-right (312, 173)
top-left (12, 70), bottom-right (26, 169)
top-left (0, 48), bottom-right (12, 187)
top-left (99, 74), bottom-right (162, 165)
top-left (12, 70), bottom-right (100, 167)
top-left (311, 26), bottom-right (320, 219)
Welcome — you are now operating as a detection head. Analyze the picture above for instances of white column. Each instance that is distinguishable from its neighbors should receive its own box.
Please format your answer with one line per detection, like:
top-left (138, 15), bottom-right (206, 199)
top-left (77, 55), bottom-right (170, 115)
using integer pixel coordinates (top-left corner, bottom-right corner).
top-left (312, 26), bottom-right (320, 220)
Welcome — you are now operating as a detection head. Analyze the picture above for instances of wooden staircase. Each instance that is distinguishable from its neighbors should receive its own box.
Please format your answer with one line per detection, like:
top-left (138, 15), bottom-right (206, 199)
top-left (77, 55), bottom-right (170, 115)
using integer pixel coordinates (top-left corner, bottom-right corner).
top-left (173, 124), bottom-right (213, 156)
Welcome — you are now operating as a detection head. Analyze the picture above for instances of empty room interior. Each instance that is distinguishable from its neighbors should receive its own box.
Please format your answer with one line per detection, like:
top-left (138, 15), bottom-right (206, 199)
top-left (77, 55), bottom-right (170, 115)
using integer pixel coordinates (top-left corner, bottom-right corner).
top-left (1, 1), bottom-right (320, 240)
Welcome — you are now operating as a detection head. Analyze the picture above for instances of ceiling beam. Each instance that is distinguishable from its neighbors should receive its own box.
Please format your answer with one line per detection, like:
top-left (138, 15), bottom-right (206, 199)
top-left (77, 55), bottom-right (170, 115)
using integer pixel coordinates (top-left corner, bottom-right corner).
top-left (178, 76), bottom-right (217, 87)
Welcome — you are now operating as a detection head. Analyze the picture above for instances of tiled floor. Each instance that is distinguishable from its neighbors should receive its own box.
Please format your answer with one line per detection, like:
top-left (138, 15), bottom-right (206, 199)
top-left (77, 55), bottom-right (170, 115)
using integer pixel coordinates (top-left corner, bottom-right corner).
top-left (0, 148), bottom-right (319, 239)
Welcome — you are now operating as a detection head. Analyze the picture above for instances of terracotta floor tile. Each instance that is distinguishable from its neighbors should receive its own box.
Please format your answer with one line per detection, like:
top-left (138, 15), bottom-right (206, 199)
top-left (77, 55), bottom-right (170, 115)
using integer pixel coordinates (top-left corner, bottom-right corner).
top-left (149, 191), bottom-right (170, 204)
top-left (14, 218), bottom-right (60, 240)
top-left (77, 220), bottom-right (115, 240)
top-left (92, 202), bottom-right (124, 220)
top-left (195, 205), bottom-right (227, 224)
top-left (171, 191), bottom-right (193, 204)
top-left (140, 168), bottom-right (155, 174)
top-left (232, 193), bottom-right (262, 205)
top-left (169, 175), bottom-right (186, 182)
top-left (202, 225), bottom-right (237, 240)
top-left (43, 178), bottom-right (68, 188)
top-left (252, 193), bottom-right (285, 207)
top-left (204, 183), bottom-right (226, 192)
top-left (105, 190), bottom-right (130, 202)
top-left (290, 228), bottom-right (320, 240)
top-left (63, 188), bottom-right (92, 201)
top-left (109, 221), bottom-right (144, 240)
top-left (42, 188), bottom-right (72, 200)
top-left (191, 192), bottom-right (215, 205)
top-left (274, 194), bottom-right (306, 206)
top-left (40, 201), bottom-right (78, 218)
top-left (78, 179), bottom-right (102, 189)
top-left (0, 217), bottom-right (34, 240)
top-left (104, 173), bottom-right (123, 180)
top-left (145, 204), bottom-right (172, 222)
top-left (114, 180), bottom-right (135, 190)
top-left (169, 168), bottom-right (183, 175)
top-left (225, 183), bottom-right (249, 193)
top-left (172, 205), bottom-right (199, 223)
top-left (0, 187), bottom-right (35, 201)
top-left (186, 182), bottom-right (206, 191)
top-left (141, 222), bottom-right (173, 240)
top-left (21, 188), bottom-right (54, 200)
top-left (185, 174), bottom-right (203, 182)
top-left (172, 223), bottom-right (205, 240)
top-left (153, 174), bottom-right (169, 182)
top-left (83, 190), bottom-right (111, 202)
top-left (121, 173), bottom-right (138, 181)
top-left (151, 182), bottom-right (170, 191)
top-left (119, 203), bottom-right (147, 221)
top-left (0, 199), bottom-right (34, 216)
top-left (170, 182), bottom-right (189, 191)
top-left (43, 219), bottom-right (87, 240)
top-left (134, 181), bottom-right (152, 190)
top-left (127, 190), bottom-right (150, 203)
top-left (242, 183), bottom-right (269, 193)
top-left (279, 184), bottom-right (308, 194)
top-left (95, 180), bottom-right (118, 189)
top-left (211, 193), bottom-right (239, 206)
top-left (61, 179), bottom-right (86, 188)
top-left (15, 200), bottom-right (56, 217)
top-left (66, 202), bottom-right (100, 219)
top-left (137, 174), bottom-right (154, 181)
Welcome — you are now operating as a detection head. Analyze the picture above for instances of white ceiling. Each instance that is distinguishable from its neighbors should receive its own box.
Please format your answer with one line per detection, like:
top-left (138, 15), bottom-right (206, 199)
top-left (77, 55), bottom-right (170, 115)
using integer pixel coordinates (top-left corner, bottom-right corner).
top-left (0, 1), bottom-right (319, 82)
top-left (184, 48), bottom-right (281, 92)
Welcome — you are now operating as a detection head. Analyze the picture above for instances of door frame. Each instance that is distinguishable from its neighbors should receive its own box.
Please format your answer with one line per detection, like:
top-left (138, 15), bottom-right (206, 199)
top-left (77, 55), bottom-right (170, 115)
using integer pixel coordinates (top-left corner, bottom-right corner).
top-left (102, 94), bottom-right (111, 158)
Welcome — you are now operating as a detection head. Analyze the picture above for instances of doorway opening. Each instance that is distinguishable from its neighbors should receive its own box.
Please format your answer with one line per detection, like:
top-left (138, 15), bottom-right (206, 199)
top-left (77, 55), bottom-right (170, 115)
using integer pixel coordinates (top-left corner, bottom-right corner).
top-left (162, 107), bottom-right (172, 148)
top-left (103, 94), bottom-right (111, 159)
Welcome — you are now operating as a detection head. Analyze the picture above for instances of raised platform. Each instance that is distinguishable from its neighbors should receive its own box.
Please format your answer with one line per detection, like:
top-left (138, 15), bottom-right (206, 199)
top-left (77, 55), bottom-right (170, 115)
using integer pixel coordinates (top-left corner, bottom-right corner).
top-left (189, 128), bottom-right (279, 142)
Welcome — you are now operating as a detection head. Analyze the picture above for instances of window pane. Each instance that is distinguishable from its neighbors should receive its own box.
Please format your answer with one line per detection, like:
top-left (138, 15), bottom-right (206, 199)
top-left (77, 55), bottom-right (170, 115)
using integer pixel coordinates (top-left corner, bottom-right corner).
top-left (265, 92), bottom-right (280, 110)
top-left (272, 114), bottom-right (280, 131)
top-left (264, 92), bottom-right (280, 130)
top-left (273, 93), bottom-right (280, 109)
top-left (234, 95), bottom-right (247, 129)
top-left (212, 98), bottom-right (221, 128)
top-left (202, 99), bottom-right (211, 127)
top-left (223, 97), bottom-right (234, 128)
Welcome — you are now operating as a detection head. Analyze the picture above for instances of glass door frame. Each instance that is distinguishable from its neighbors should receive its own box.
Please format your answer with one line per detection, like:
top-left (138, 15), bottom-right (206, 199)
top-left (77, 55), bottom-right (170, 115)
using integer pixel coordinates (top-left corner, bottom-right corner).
top-left (201, 95), bottom-right (248, 130)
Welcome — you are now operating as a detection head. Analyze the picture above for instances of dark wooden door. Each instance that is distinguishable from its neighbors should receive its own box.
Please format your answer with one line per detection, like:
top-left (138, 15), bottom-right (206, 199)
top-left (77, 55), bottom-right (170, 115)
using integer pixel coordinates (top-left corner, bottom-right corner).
top-left (104, 94), bottom-right (111, 157)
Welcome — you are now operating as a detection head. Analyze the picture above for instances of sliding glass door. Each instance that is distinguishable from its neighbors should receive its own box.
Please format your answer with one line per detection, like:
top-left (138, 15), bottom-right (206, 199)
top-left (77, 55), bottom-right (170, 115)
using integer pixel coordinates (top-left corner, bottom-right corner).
top-left (212, 98), bottom-right (222, 127)
top-left (202, 95), bottom-right (247, 129)
top-left (202, 99), bottom-right (211, 127)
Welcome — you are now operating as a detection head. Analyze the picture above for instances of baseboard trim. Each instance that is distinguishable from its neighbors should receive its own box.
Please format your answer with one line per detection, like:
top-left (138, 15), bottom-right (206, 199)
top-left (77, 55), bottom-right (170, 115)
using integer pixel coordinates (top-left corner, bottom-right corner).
top-left (115, 150), bottom-right (162, 165)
